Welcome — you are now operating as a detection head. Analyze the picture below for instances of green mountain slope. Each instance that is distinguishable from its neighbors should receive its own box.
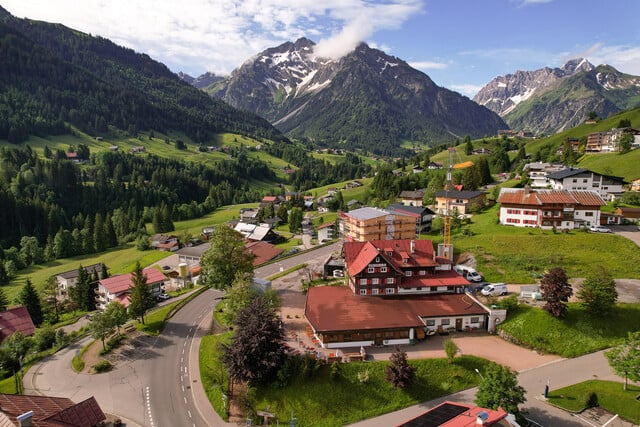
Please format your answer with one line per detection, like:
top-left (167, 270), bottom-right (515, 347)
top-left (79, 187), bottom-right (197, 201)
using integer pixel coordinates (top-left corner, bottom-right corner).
top-left (0, 6), bottom-right (284, 144)
top-left (505, 65), bottom-right (640, 135)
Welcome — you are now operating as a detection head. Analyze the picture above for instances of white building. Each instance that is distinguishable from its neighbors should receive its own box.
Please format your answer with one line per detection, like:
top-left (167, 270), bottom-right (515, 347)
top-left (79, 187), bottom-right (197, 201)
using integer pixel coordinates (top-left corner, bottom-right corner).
top-left (498, 188), bottom-right (605, 230)
top-left (546, 168), bottom-right (626, 201)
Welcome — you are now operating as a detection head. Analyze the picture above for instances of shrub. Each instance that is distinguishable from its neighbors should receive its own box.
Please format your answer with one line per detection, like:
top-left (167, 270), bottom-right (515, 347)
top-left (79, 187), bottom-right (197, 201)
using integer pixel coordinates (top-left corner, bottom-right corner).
top-left (93, 360), bottom-right (112, 373)
top-left (329, 361), bottom-right (340, 381)
top-left (444, 339), bottom-right (459, 362)
top-left (357, 368), bottom-right (370, 384)
top-left (585, 391), bottom-right (598, 408)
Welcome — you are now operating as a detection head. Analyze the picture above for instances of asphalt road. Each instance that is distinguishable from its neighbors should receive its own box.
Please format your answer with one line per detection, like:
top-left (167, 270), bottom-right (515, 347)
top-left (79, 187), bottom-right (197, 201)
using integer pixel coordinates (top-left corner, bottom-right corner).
top-left (146, 287), bottom-right (223, 427)
top-left (255, 241), bottom-right (341, 279)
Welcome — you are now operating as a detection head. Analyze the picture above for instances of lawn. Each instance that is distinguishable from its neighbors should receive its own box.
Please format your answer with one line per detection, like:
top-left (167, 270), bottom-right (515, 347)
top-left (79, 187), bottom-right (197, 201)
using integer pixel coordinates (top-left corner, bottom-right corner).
top-left (447, 204), bottom-right (640, 283)
top-left (548, 380), bottom-right (640, 423)
top-left (498, 303), bottom-right (640, 357)
top-left (199, 335), bottom-right (493, 427)
top-left (9, 243), bottom-right (170, 301)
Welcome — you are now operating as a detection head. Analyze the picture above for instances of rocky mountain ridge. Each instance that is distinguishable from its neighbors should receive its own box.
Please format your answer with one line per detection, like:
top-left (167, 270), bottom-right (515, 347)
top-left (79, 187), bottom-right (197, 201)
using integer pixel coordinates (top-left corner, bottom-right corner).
top-left (200, 38), bottom-right (507, 155)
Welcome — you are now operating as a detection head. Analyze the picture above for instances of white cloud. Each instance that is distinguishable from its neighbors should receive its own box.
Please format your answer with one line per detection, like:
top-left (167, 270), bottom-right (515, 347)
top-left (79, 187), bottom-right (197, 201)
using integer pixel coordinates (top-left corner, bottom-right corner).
top-left (571, 43), bottom-right (640, 76)
top-left (1, 0), bottom-right (423, 75)
top-left (409, 61), bottom-right (448, 71)
top-left (449, 84), bottom-right (484, 98)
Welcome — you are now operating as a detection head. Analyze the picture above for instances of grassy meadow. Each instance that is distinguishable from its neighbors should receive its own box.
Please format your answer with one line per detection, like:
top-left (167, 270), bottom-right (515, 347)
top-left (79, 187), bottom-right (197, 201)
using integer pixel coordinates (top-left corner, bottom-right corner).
top-left (548, 380), bottom-right (640, 423)
top-left (200, 332), bottom-right (493, 427)
top-left (498, 303), bottom-right (640, 357)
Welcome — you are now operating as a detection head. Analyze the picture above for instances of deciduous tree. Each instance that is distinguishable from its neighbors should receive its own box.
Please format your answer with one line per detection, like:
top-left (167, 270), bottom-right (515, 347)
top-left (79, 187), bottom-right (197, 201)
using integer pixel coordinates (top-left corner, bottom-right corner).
top-left (444, 338), bottom-right (459, 362)
top-left (578, 266), bottom-right (617, 315)
top-left (222, 296), bottom-right (286, 387)
top-left (200, 226), bottom-right (254, 290)
top-left (89, 312), bottom-right (115, 351)
top-left (385, 347), bottom-right (415, 389)
top-left (539, 267), bottom-right (572, 318)
top-left (605, 331), bottom-right (640, 390)
top-left (104, 301), bottom-right (128, 334)
top-left (475, 364), bottom-right (526, 416)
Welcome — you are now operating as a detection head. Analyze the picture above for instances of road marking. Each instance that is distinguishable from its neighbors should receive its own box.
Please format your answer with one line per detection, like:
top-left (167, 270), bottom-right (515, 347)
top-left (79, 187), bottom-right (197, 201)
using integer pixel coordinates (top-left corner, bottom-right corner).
top-left (188, 410), bottom-right (192, 418)
top-left (145, 386), bottom-right (155, 427)
top-left (184, 397), bottom-right (187, 404)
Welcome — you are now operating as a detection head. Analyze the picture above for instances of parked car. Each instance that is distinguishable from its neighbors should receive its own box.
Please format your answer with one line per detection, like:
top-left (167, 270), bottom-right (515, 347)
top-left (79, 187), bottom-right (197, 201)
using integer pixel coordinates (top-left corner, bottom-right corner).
top-left (472, 282), bottom-right (490, 294)
top-left (481, 283), bottom-right (508, 296)
top-left (589, 225), bottom-right (612, 233)
top-left (157, 293), bottom-right (171, 301)
top-left (465, 271), bottom-right (483, 282)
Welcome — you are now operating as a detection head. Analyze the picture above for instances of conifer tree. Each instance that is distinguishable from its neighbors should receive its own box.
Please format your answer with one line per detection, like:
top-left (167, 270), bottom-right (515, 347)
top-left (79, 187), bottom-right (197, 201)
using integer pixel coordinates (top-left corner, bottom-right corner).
top-left (128, 262), bottom-right (155, 324)
top-left (17, 279), bottom-right (44, 327)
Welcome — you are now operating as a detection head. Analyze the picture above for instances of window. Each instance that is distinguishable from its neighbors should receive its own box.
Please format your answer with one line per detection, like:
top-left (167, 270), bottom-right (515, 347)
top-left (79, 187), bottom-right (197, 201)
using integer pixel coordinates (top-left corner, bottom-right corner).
top-left (384, 331), bottom-right (394, 338)
top-left (368, 267), bottom-right (375, 273)
top-left (360, 289), bottom-right (367, 295)
top-left (375, 257), bottom-right (380, 262)
top-left (425, 319), bottom-right (436, 326)
top-left (359, 278), bottom-right (367, 285)
top-left (380, 266), bottom-right (388, 273)
top-left (386, 277), bottom-right (394, 284)
top-left (419, 270), bottom-right (426, 276)
top-left (405, 271), bottom-right (412, 277)
top-left (585, 212), bottom-right (593, 217)
top-left (386, 288), bottom-right (395, 294)
top-left (441, 319), bottom-right (450, 325)
top-left (372, 278), bottom-right (379, 285)
top-left (470, 317), bottom-right (480, 324)
top-left (372, 288), bottom-right (379, 295)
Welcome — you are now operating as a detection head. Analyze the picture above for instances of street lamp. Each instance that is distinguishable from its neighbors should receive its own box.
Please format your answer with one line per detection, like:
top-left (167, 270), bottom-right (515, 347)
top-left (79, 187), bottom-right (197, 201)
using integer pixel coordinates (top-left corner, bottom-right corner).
top-left (474, 368), bottom-right (484, 380)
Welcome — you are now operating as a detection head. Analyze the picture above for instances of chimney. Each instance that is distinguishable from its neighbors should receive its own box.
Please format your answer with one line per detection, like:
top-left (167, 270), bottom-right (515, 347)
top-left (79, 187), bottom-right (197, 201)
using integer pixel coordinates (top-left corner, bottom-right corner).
top-left (17, 411), bottom-right (33, 427)
top-left (410, 240), bottom-right (415, 253)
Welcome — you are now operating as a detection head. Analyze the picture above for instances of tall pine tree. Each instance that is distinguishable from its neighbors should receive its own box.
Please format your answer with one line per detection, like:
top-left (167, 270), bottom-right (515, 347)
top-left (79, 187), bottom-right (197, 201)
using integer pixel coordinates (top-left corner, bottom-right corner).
top-left (128, 262), bottom-right (155, 324)
top-left (17, 279), bottom-right (44, 327)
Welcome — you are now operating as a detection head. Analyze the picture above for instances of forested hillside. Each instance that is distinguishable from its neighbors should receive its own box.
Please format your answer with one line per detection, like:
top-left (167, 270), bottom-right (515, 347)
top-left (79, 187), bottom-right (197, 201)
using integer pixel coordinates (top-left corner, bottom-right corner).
top-left (0, 7), bottom-right (284, 144)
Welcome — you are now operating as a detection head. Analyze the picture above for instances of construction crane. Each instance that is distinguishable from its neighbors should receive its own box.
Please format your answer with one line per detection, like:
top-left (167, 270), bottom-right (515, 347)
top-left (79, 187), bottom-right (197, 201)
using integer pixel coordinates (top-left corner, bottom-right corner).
top-left (437, 147), bottom-right (456, 261)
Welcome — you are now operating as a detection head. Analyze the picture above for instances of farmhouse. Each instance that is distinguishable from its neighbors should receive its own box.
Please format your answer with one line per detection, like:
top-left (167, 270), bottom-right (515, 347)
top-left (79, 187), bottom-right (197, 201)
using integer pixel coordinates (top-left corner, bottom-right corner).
top-left (434, 190), bottom-right (485, 216)
top-left (386, 203), bottom-right (434, 234)
top-left (498, 188), bottom-right (605, 230)
top-left (0, 306), bottom-right (36, 344)
top-left (304, 239), bottom-right (502, 349)
top-left (56, 263), bottom-right (106, 299)
top-left (546, 167), bottom-right (625, 201)
top-left (95, 268), bottom-right (166, 310)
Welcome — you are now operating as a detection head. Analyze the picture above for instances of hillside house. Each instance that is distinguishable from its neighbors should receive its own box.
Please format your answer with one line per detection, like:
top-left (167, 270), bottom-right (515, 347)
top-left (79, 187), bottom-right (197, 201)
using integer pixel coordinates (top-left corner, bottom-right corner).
top-left (304, 239), bottom-right (502, 349)
top-left (56, 263), bottom-right (106, 299)
top-left (630, 178), bottom-right (640, 192)
top-left (397, 401), bottom-right (513, 427)
top-left (434, 190), bottom-right (485, 216)
top-left (399, 190), bottom-right (425, 207)
top-left (547, 168), bottom-right (625, 201)
top-left (338, 207), bottom-right (416, 242)
top-left (523, 162), bottom-right (566, 188)
top-left (96, 268), bottom-right (166, 310)
top-left (150, 234), bottom-right (179, 251)
top-left (498, 188), bottom-right (605, 230)
top-left (317, 222), bottom-right (335, 242)
top-left (0, 306), bottom-right (36, 344)
top-left (245, 241), bottom-right (283, 265)
top-left (386, 203), bottom-right (434, 234)
top-left (233, 222), bottom-right (280, 242)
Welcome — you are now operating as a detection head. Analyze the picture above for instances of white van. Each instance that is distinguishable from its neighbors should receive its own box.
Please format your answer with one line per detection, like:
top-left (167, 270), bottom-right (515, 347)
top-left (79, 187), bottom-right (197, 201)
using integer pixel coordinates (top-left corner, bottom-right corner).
top-left (453, 265), bottom-right (483, 282)
top-left (481, 283), bottom-right (508, 296)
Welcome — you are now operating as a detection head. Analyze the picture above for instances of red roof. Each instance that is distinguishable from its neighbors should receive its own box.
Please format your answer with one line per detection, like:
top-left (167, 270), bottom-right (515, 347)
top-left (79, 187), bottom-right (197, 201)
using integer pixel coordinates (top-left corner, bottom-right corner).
top-left (99, 268), bottom-right (166, 294)
top-left (262, 196), bottom-right (277, 202)
top-left (398, 401), bottom-right (508, 427)
top-left (344, 239), bottom-right (437, 277)
top-left (398, 270), bottom-right (470, 288)
top-left (0, 394), bottom-right (105, 427)
top-left (305, 287), bottom-right (487, 333)
top-left (0, 306), bottom-right (36, 343)
top-left (245, 241), bottom-right (284, 266)
top-left (499, 189), bottom-right (605, 207)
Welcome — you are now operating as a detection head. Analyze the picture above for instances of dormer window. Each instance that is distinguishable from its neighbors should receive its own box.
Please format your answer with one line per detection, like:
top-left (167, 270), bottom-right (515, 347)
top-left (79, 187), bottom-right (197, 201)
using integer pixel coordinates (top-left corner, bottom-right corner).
top-left (402, 257), bottom-right (409, 264)
top-left (405, 271), bottom-right (412, 277)
top-left (387, 251), bottom-right (393, 256)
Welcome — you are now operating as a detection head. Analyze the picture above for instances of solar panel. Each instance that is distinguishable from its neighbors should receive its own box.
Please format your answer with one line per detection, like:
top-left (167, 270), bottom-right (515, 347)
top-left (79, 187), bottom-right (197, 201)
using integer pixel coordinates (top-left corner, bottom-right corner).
top-left (397, 403), bottom-right (470, 427)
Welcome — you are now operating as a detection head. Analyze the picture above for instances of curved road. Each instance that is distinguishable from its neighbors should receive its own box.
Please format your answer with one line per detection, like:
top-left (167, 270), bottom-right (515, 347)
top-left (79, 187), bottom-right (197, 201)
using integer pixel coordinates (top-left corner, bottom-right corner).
top-left (146, 287), bottom-right (222, 427)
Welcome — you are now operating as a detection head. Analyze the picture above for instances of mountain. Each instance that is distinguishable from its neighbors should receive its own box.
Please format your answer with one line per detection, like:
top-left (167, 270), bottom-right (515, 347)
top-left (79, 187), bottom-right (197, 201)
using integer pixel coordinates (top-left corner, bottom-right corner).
top-left (178, 71), bottom-right (223, 90)
top-left (0, 6), bottom-right (284, 144)
top-left (207, 38), bottom-right (507, 155)
top-left (474, 59), bottom-right (640, 135)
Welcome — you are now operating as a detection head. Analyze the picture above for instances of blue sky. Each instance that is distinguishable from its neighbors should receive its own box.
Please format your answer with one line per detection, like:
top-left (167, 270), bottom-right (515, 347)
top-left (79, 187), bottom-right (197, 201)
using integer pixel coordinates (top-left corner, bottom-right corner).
top-left (2, 0), bottom-right (639, 97)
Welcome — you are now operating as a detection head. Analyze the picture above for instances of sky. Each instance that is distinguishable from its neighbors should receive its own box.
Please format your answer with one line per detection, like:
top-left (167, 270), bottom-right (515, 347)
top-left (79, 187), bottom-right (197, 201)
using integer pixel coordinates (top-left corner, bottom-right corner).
top-left (2, 0), bottom-right (640, 98)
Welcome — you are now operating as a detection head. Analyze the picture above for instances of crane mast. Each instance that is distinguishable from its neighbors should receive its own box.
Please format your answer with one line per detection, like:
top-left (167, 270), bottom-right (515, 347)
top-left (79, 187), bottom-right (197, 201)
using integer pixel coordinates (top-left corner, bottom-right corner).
top-left (437, 147), bottom-right (456, 261)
